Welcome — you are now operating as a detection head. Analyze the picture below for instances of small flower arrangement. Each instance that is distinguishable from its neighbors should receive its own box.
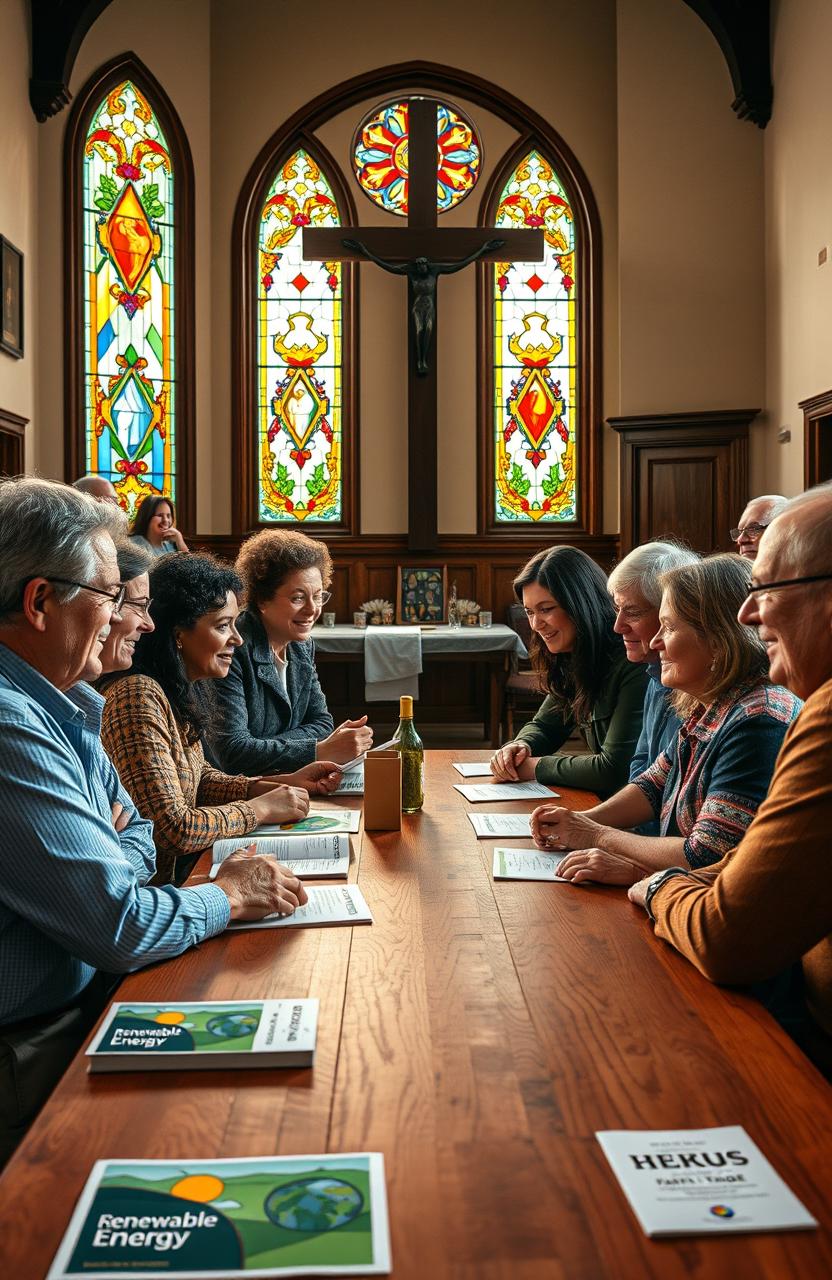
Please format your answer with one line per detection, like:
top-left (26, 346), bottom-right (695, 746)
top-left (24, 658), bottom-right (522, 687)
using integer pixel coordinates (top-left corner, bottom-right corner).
top-left (361, 598), bottom-right (395, 625)
top-left (456, 598), bottom-right (481, 625)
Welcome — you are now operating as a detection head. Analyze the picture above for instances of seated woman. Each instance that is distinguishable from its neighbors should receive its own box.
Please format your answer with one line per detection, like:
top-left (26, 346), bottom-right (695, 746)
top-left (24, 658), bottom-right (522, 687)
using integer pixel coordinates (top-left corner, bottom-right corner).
top-left (129, 494), bottom-right (190, 557)
top-left (210, 529), bottom-right (373, 773)
top-left (490, 546), bottom-right (646, 796)
top-left (98, 539), bottom-right (155, 676)
top-left (101, 553), bottom-right (341, 886)
top-left (531, 554), bottom-right (802, 883)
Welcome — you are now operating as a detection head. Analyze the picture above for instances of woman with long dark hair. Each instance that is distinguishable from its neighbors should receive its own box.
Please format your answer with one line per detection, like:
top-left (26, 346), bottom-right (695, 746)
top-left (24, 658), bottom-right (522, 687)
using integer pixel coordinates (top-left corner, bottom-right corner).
top-left (490, 545), bottom-right (646, 795)
top-left (101, 553), bottom-right (340, 885)
top-left (130, 494), bottom-right (189, 557)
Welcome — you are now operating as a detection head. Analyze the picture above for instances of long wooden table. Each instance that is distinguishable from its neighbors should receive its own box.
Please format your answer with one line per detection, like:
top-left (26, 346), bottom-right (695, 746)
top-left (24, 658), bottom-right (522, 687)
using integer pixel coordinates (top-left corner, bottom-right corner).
top-left (1, 753), bottom-right (832, 1277)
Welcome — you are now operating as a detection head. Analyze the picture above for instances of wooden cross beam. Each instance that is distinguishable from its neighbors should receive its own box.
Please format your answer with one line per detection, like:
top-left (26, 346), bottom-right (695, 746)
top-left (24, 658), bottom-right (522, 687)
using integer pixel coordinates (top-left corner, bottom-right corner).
top-left (304, 97), bottom-right (543, 551)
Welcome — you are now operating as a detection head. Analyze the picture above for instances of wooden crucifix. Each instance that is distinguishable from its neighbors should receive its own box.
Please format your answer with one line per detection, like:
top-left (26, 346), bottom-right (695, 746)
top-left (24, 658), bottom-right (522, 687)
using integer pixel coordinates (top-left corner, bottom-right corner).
top-left (303, 97), bottom-right (543, 551)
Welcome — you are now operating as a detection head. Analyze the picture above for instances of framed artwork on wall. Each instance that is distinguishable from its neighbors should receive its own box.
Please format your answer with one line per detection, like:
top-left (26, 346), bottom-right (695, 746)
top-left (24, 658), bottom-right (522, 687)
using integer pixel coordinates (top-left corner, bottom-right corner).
top-left (397, 566), bottom-right (447, 624)
top-left (0, 236), bottom-right (23, 359)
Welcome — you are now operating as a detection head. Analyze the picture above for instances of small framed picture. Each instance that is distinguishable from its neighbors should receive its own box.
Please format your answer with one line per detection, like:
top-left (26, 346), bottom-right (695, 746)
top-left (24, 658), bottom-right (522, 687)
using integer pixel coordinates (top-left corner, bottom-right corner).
top-left (397, 565), bottom-right (447, 624)
top-left (1, 236), bottom-right (23, 359)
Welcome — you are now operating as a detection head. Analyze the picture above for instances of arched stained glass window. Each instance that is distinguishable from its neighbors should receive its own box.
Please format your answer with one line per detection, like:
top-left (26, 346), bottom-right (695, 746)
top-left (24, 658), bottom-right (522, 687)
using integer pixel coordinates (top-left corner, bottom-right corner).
top-left (492, 149), bottom-right (577, 524)
top-left (257, 149), bottom-right (344, 523)
top-left (81, 79), bottom-right (178, 517)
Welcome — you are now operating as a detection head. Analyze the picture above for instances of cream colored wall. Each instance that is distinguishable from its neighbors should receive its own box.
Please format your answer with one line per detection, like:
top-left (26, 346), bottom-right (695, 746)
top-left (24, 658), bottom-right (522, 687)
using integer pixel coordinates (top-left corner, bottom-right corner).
top-left (763, 0), bottom-right (832, 497)
top-left (616, 0), bottom-right (766, 467)
top-left (22, 0), bottom-right (773, 531)
top-left (0, 0), bottom-right (37, 455)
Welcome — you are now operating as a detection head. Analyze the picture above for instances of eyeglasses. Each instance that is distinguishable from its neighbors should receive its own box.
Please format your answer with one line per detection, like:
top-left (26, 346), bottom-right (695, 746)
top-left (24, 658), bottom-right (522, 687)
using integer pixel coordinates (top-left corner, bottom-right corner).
top-left (285, 590), bottom-right (332, 607)
top-left (121, 595), bottom-right (153, 618)
top-left (49, 578), bottom-right (127, 612)
top-left (747, 573), bottom-right (832, 596)
top-left (730, 522), bottom-right (770, 542)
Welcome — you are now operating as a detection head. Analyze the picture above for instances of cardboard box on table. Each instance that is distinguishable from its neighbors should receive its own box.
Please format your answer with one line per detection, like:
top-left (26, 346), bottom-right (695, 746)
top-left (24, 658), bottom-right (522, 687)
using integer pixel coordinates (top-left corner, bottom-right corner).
top-left (364, 750), bottom-right (401, 831)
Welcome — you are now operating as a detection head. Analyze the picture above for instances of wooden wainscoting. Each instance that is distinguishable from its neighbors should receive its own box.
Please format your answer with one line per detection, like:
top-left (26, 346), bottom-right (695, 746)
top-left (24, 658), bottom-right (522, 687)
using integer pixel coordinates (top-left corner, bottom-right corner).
top-left (0, 407), bottom-right (28, 475)
top-left (608, 409), bottom-right (758, 555)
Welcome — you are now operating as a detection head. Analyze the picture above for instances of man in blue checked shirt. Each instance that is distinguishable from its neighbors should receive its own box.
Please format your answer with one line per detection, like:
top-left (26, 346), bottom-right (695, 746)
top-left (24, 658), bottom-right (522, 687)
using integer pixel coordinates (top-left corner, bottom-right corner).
top-left (0, 478), bottom-right (306, 1165)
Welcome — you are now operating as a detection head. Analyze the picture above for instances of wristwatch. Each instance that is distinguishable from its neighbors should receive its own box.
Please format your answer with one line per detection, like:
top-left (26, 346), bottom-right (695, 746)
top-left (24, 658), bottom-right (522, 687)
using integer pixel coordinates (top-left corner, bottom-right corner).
top-left (643, 867), bottom-right (690, 922)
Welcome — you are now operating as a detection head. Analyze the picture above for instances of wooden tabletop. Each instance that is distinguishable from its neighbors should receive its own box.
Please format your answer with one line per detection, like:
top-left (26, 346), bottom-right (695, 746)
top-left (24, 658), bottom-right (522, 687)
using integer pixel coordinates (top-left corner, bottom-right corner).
top-left (1, 751), bottom-right (831, 1277)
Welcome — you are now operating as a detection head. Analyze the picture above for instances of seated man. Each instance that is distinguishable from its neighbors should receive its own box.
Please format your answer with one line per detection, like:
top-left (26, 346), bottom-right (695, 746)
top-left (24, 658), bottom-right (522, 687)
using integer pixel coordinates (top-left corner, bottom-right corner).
top-left (630, 484), bottom-right (832, 1059)
top-left (0, 478), bottom-right (306, 1165)
top-left (731, 493), bottom-right (788, 560)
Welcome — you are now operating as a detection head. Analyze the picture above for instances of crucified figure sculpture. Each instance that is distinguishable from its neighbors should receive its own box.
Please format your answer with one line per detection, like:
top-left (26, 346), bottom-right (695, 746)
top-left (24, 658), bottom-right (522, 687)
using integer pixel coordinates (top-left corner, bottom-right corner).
top-left (342, 237), bottom-right (506, 376)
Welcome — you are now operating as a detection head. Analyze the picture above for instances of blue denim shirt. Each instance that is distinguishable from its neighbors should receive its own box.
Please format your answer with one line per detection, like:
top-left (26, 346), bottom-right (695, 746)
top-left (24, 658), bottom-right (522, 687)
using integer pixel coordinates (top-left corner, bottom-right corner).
top-left (0, 644), bottom-right (230, 1026)
top-left (629, 662), bottom-right (682, 780)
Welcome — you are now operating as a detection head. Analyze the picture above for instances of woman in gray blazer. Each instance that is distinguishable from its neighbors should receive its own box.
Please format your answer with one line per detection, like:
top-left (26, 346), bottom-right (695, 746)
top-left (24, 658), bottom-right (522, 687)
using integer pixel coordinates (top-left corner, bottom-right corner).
top-left (211, 530), bottom-right (372, 773)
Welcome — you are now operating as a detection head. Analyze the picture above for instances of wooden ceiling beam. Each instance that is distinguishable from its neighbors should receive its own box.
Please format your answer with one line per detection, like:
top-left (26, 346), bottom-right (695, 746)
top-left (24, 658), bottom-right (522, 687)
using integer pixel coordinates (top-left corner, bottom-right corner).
top-left (29, 0), bottom-right (115, 122)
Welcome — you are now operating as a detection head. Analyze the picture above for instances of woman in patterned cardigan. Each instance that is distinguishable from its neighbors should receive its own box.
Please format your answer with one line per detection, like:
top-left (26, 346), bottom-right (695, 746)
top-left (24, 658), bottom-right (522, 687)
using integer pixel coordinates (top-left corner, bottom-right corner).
top-left (529, 554), bottom-right (802, 884)
top-left (101, 553), bottom-right (340, 886)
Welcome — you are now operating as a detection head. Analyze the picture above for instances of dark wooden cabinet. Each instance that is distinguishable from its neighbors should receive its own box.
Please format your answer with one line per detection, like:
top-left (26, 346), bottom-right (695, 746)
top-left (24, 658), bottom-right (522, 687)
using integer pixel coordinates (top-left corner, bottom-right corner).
top-left (0, 407), bottom-right (27, 476)
top-left (607, 409), bottom-right (758, 555)
top-left (800, 389), bottom-right (832, 487)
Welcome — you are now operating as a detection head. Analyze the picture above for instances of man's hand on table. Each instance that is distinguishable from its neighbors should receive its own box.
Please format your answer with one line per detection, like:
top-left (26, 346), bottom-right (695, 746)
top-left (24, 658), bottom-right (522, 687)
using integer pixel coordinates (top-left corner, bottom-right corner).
top-left (557, 848), bottom-right (643, 886)
top-left (214, 843), bottom-right (309, 921)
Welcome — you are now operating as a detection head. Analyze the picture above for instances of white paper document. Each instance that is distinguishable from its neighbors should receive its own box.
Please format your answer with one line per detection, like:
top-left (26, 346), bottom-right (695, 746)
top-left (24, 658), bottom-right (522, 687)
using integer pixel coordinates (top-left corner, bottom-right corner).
top-left (492, 846), bottom-right (567, 881)
top-left (334, 766), bottom-right (365, 795)
top-left (453, 761), bottom-right (494, 777)
top-left (341, 739), bottom-right (396, 773)
top-left (468, 812), bottom-right (533, 838)
top-left (596, 1126), bottom-right (818, 1237)
top-left (210, 833), bottom-right (350, 880)
top-left (454, 780), bottom-right (555, 802)
top-left (228, 883), bottom-right (373, 931)
top-left (251, 809), bottom-right (361, 836)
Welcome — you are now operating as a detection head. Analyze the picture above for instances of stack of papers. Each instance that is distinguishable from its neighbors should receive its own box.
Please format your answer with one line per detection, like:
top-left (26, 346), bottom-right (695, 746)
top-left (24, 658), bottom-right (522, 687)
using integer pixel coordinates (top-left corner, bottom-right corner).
top-left (454, 780), bottom-right (555, 802)
top-left (210, 834), bottom-right (350, 880)
top-left (228, 883), bottom-right (373, 931)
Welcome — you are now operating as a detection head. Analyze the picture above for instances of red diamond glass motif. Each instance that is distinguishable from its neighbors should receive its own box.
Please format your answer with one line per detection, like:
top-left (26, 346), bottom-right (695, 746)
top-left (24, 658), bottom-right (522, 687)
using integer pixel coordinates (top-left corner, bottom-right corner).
top-left (291, 273), bottom-right (310, 293)
top-left (106, 184), bottom-right (155, 293)
top-left (525, 273), bottom-right (544, 294)
top-left (515, 370), bottom-right (557, 447)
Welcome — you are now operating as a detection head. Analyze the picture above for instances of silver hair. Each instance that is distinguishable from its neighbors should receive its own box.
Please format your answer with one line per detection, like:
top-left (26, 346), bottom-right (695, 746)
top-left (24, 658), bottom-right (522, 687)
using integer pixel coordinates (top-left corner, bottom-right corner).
top-left (771, 483), bottom-right (832, 576)
top-left (116, 538), bottom-right (154, 583)
top-left (0, 476), bottom-right (124, 622)
top-left (607, 540), bottom-right (700, 608)
top-left (744, 493), bottom-right (790, 522)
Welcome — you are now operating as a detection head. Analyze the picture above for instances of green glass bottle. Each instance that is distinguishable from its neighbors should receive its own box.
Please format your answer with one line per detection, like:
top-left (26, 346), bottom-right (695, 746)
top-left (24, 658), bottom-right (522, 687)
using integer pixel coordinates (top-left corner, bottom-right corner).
top-left (393, 694), bottom-right (424, 813)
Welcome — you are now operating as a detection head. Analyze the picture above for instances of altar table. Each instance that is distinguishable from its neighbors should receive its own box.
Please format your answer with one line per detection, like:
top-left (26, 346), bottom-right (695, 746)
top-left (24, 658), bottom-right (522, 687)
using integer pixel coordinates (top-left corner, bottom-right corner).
top-left (1, 753), bottom-right (831, 1278)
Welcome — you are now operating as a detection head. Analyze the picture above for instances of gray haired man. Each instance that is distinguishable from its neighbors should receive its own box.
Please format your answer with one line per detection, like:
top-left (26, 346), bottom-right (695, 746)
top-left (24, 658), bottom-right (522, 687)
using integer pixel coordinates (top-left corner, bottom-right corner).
top-left (0, 478), bottom-right (305, 1164)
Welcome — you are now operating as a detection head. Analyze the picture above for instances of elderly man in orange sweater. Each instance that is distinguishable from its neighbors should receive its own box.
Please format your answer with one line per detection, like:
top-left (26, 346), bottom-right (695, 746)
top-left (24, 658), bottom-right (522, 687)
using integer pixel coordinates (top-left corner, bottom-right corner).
top-left (630, 483), bottom-right (832, 1049)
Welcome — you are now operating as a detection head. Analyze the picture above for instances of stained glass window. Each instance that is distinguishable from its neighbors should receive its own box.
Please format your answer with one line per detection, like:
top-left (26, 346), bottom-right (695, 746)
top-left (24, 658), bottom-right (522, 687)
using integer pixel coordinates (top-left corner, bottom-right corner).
top-left (257, 149), bottom-right (344, 523)
top-left (352, 97), bottom-right (481, 216)
top-left (82, 80), bottom-right (176, 516)
top-left (493, 150), bottom-right (577, 523)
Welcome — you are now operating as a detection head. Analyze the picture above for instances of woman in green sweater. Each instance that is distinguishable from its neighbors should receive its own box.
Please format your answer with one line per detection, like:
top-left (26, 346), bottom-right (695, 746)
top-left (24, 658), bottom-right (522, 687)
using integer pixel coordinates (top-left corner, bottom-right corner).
top-left (491, 546), bottom-right (646, 796)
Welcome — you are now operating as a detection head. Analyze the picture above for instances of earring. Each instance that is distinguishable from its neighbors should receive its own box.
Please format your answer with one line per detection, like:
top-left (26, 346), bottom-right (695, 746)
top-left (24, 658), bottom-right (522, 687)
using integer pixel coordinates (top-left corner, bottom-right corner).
top-left (176, 638), bottom-right (183, 651)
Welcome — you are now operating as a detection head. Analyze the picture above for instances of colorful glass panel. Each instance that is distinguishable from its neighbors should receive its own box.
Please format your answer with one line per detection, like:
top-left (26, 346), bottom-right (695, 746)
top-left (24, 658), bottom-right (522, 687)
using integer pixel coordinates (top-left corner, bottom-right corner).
top-left (82, 80), bottom-right (176, 516)
top-left (258, 149), bottom-right (343, 523)
top-left (493, 150), bottom-right (577, 522)
top-left (352, 98), bottom-right (481, 217)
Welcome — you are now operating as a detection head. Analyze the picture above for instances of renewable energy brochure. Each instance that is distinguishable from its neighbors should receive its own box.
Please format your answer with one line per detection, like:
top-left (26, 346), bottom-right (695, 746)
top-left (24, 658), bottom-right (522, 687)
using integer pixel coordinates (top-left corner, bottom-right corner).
top-left (210, 834), bottom-right (349, 880)
top-left (47, 1152), bottom-right (391, 1278)
top-left (492, 847), bottom-right (567, 881)
top-left (86, 1000), bottom-right (318, 1073)
top-left (596, 1127), bottom-right (817, 1237)
top-left (452, 762), bottom-right (493, 777)
top-left (228, 884), bottom-right (373, 932)
top-left (468, 812), bottom-right (532, 838)
top-left (454, 780), bottom-right (555, 802)
top-left (253, 810), bottom-right (361, 836)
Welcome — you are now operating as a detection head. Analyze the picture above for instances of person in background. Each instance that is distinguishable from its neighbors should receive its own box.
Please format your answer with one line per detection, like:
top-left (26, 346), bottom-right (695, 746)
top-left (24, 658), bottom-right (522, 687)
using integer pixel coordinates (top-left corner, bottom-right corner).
top-left (731, 494), bottom-right (788, 560)
top-left (72, 474), bottom-right (120, 506)
top-left (130, 494), bottom-right (189, 557)
top-left (0, 479), bottom-right (306, 1166)
top-left (490, 545), bottom-right (646, 796)
top-left (532, 554), bottom-right (801, 884)
top-left (628, 486), bottom-right (832, 1063)
top-left (101, 552), bottom-right (341, 886)
top-left (211, 529), bottom-right (372, 773)
top-left (608, 543), bottom-right (700, 822)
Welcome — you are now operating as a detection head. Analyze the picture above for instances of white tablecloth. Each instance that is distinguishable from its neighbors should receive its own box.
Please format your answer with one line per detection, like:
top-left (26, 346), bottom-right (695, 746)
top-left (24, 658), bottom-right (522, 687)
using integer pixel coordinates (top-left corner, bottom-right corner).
top-left (363, 625), bottom-right (422, 701)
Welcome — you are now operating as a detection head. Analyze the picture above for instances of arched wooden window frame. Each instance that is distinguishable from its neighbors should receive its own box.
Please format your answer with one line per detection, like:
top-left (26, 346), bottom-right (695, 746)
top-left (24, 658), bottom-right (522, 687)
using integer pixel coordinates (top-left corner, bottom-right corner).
top-left (478, 134), bottom-right (602, 537)
top-left (232, 62), bottom-right (602, 541)
top-left (64, 52), bottom-right (196, 531)
top-left (233, 133), bottom-right (358, 536)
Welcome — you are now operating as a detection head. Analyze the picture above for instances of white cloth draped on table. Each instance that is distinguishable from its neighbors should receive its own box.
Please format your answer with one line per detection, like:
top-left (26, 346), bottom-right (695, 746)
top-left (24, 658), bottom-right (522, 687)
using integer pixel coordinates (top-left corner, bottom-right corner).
top-left (364, 626), bottom-right (423, 701)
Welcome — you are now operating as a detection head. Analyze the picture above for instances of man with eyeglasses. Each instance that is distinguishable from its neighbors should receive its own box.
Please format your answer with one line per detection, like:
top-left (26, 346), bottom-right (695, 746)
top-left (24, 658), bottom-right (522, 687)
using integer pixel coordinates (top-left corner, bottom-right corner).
top-left (0, 478), bottom-right (306, 1164)
top-left (630, 482), bottom-right (832, 1067)
top-left (730, 493), bottom-right (788, 559)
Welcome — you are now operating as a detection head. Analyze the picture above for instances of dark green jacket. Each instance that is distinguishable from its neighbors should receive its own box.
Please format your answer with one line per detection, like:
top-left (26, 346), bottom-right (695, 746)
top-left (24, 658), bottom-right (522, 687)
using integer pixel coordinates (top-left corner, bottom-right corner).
top-left (514, 649), bottom-right (646, 797)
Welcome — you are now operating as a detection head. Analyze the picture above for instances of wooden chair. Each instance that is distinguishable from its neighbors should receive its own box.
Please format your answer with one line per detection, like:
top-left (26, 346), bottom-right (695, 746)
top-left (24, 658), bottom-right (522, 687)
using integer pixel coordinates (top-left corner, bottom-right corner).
top-left (502, 603), bottom-right (544, 742)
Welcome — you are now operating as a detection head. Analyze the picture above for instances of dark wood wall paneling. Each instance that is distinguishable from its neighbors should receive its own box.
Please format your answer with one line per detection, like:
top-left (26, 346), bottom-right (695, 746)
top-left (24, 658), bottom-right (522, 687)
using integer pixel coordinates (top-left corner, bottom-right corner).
top-left (608, 409), bottom-right (758, 556)
top-left (0, 408), bottom-right (28, 476)
top-left (800, 389), bottom-right (832, 488)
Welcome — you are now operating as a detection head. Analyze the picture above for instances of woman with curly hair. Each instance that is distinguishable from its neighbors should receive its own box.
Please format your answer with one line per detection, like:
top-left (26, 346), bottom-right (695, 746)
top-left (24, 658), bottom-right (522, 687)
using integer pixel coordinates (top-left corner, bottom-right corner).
top-left (210, 529), bottom-right (372, 773)
top-left (531, 553), bottom-right (802, 884)
top-left (129, 494), bottom-right (189, 557)
top-left (101, 552), bottom-right (340, 886)
top-left (490, 545), bottom-right (646, 796)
